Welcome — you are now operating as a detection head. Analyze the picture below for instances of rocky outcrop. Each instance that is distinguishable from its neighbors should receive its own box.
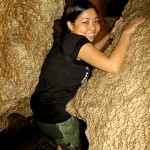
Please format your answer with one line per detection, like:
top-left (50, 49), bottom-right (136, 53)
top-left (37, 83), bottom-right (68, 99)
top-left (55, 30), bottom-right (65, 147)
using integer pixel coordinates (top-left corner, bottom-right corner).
top-left (66, 0), bottom-right (150, 149)
top-left (0, 0), bottom-right (65, 130)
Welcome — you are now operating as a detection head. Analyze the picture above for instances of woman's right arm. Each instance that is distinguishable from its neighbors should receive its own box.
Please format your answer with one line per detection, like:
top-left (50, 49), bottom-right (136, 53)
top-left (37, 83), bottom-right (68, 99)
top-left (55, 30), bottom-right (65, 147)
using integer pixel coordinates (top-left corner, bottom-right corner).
top-left (78, 18), bottom-right (145, 73)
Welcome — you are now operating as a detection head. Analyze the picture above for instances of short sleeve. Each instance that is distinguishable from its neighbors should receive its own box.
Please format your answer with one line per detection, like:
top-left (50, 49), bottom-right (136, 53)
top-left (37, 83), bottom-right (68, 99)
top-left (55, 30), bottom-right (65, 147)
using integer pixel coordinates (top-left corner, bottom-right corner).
top-left (62, 33), bottom-right (90, 61)
top-left (73, 36), bottom-right (90, 61)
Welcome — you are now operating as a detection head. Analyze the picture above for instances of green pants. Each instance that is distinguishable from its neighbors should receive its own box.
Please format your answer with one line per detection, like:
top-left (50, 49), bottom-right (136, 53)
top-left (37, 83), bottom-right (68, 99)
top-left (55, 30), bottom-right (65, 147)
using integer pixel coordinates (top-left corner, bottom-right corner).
top-left (35, 117), bottom-right (80, 150)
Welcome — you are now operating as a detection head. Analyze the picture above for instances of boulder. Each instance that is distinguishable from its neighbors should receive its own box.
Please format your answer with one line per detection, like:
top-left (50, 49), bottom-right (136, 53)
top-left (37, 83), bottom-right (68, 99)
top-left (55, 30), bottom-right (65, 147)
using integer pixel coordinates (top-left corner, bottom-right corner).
top-left (0, 0), bottom-right (65, 130)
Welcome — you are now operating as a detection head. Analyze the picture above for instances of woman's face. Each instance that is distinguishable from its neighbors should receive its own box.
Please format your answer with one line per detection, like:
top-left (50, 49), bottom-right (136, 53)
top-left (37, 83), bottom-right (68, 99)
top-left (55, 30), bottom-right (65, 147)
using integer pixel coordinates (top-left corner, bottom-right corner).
top-left (67, 8), bottom-right (100, 42)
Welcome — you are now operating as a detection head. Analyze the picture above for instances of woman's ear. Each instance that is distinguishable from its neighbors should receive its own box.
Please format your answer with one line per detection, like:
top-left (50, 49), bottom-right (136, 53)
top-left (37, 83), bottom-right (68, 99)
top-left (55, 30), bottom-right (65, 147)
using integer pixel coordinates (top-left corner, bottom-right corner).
top-left (67, 21), bottom-right (74, 32)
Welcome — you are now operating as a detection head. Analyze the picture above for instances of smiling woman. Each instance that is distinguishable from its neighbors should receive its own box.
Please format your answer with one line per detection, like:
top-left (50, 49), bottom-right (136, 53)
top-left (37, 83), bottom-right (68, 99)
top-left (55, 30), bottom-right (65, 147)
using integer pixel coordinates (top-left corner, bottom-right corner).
top-left (30, 0), bottom-right (145, 149)
top-left (66, 8), bottom-right (100, 42)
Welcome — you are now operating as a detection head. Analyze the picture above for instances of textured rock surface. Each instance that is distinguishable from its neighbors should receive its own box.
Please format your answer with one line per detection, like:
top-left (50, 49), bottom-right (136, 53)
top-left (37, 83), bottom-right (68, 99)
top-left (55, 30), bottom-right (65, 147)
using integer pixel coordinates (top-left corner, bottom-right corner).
top-left (66, 0), bottom-right (150, 149)
top-left (0, 0), bottom-right (65, 130)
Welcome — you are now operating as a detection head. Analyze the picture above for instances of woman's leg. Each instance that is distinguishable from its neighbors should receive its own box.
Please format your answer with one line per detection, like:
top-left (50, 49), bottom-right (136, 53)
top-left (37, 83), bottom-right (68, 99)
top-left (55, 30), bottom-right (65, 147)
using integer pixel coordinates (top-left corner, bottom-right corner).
top-left (35, 117), bottom-right (80, 150)
top-left (57, 145), bottom-right (62, 150)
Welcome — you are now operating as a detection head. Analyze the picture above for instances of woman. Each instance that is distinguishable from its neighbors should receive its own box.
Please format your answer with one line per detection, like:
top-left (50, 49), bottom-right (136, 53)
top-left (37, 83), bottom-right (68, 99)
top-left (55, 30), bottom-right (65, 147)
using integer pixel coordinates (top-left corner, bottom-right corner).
top-left (30, 0), bottom-right (145, 149)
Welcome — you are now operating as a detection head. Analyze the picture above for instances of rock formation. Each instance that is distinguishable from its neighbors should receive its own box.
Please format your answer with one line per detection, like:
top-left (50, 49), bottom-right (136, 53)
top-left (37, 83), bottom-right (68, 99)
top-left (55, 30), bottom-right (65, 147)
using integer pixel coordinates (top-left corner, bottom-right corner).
top-left (0, 0), bottom-right (65, 129)
top-left (66, 0), bottom-right (150, 149)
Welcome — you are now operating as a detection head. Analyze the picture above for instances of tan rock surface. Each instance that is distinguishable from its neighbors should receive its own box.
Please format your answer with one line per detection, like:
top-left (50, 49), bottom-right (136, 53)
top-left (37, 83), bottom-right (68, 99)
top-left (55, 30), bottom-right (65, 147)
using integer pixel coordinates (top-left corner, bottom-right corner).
top-left (0, 0), bottom-right (65, 130)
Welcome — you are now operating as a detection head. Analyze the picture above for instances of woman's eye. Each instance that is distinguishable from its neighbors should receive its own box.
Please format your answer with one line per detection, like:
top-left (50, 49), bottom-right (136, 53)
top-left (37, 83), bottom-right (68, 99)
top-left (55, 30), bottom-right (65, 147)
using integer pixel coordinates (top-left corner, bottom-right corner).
top-left (94, 20), bottom-right (99, 24)
top-left (83, 21), bottom-right (88, 24)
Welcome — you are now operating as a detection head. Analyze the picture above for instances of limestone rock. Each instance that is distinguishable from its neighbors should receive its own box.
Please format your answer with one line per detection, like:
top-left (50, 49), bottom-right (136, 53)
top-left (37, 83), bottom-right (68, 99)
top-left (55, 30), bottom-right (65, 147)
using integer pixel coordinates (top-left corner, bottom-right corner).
top-left (0, 0), bottom-right (65, 130)
top-left (66, 0), bottom-right (150, 149)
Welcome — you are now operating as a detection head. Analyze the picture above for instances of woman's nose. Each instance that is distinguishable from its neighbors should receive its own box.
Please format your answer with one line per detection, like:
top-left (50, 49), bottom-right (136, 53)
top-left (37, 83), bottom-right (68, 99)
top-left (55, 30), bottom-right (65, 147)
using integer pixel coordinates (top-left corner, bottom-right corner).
top-left (89, 23), bottom-right (96, 30)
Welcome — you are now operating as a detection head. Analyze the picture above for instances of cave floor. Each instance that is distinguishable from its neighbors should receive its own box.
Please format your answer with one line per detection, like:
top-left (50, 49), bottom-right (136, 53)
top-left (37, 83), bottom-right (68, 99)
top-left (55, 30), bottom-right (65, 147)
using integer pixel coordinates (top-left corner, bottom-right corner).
top-left (0, 113), bottom-right (88, 150)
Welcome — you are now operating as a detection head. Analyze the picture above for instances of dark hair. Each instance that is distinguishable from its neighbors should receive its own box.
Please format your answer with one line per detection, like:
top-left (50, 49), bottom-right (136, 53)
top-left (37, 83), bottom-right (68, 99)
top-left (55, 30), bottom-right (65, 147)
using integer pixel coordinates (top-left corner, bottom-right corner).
top-left (60, 0), bottom-right (98, 35)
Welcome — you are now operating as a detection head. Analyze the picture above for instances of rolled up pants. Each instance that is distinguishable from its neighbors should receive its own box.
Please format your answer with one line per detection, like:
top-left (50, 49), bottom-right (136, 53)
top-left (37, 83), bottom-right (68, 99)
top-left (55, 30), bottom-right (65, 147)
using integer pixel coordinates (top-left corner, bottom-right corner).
top-left (35, 117), bottom-right (80, 150)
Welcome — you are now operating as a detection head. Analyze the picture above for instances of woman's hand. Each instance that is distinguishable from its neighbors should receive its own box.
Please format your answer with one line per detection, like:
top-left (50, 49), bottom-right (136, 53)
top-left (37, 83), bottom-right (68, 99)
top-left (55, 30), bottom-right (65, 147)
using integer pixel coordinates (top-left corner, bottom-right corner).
top-left (109, 17), bottom-right (124, 39)
top-left (122, 17), bottom-right (145, 36)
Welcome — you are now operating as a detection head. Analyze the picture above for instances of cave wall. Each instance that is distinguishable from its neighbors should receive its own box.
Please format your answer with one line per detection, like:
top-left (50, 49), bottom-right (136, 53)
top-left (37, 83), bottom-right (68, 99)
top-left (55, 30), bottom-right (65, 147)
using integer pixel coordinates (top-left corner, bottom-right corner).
top-left (0, 0), bottom-right (65, 130)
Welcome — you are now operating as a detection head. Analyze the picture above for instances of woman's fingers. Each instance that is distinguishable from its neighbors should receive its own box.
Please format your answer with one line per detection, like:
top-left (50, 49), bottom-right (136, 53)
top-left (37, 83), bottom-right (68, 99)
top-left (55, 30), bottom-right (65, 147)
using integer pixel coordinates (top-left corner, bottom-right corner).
top-left (123, 17), bottom-right (145, 35)
top-left (111, 17), bottom-right (123, 34)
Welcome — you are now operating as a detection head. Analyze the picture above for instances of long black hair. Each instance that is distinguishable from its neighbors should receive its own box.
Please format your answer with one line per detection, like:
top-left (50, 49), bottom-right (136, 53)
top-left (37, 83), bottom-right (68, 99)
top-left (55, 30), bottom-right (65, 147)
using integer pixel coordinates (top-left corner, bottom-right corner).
top-left (60, 0), bottom-right (98, 35)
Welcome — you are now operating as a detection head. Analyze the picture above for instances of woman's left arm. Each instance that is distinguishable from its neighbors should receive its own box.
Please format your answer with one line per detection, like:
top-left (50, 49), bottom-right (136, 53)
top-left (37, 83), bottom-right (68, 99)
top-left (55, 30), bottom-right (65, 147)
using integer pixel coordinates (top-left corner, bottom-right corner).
top-left (94, 33), bottom-right (110, 50)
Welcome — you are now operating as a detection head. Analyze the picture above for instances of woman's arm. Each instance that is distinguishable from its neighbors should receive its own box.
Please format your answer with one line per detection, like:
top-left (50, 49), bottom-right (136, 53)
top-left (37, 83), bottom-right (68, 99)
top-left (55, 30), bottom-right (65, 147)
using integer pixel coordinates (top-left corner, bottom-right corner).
top-left (78, 18), bottom-right (145, 74)
top-left (94, 33), bottom-right (110, 50)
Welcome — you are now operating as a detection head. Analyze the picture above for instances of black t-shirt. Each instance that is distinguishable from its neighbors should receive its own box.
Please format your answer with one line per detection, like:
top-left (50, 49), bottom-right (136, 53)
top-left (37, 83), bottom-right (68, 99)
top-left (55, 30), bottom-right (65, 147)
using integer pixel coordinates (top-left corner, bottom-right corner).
top-left (30, 33), bottom-right (92, 123)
